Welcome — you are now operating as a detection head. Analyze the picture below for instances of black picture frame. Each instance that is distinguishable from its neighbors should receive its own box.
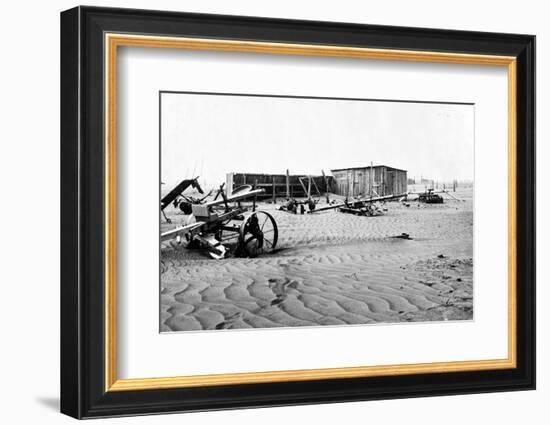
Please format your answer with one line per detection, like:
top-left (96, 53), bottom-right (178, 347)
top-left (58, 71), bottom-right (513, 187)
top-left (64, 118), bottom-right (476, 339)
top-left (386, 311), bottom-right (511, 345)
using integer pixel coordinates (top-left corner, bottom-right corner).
top-left (60, 6), bottom-right (535, 419)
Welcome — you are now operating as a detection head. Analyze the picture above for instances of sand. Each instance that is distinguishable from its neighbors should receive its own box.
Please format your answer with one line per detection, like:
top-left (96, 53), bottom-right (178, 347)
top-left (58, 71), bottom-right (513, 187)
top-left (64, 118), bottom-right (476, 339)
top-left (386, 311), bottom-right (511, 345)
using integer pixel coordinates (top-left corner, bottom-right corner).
top-left (160, 189), bottom-right (473, 332)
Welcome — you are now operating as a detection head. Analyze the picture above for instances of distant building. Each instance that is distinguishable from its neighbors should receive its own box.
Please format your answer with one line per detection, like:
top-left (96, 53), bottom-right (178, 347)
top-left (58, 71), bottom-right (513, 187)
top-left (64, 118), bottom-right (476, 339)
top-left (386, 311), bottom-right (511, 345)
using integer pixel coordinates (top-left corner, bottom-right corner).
top-left (330, 165), bottom-right (407, 197)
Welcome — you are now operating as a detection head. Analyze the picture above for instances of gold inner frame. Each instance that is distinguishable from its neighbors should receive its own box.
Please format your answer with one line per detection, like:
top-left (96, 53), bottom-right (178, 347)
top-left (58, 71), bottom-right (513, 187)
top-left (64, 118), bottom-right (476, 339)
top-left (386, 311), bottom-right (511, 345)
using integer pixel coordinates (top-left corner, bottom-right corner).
top-left (104, 33), bottom-right (517, 392)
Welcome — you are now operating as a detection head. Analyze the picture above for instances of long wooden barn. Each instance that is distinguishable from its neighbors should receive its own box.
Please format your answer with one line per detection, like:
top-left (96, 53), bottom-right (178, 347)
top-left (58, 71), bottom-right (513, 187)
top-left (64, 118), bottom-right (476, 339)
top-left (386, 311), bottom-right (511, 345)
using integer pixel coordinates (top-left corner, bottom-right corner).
top-left (330, 165), bottom-right (407, 197)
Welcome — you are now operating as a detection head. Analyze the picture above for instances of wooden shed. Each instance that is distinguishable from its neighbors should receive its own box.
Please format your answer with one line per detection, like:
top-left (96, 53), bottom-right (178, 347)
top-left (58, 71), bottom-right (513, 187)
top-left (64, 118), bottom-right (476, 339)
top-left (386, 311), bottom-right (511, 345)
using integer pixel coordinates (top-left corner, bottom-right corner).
top-left (330, 165), bottom-right (407, 197)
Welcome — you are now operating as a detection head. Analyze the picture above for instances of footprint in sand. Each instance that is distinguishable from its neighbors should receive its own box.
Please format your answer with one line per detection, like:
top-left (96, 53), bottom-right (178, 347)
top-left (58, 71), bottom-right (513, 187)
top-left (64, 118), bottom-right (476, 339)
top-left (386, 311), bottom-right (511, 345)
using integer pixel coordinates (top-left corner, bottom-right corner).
top-left (270, 295), bottom-right (287, 306)
top-left (214, 312), bottom-right (242, 330)
top-left (267, 277), bottom-right (300, 307)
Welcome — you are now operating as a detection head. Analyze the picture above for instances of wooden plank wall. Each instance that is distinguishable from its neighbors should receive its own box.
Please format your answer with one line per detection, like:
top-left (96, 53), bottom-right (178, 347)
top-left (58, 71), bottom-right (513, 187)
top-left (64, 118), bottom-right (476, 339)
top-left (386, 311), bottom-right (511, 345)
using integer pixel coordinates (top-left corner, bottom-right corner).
top-left (226, 172), bottom-right (335, 199)
top-left (392, 170), bottom-right (407, 195)
top-left (331, 167), bottom-right (407, 197)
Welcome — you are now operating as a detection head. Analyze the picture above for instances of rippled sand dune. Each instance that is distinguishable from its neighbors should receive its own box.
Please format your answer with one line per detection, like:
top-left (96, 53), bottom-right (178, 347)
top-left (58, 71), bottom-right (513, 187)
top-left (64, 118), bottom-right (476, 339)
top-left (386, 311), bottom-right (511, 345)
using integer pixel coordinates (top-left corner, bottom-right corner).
top-left (160, 189), bottom-right (473, 332)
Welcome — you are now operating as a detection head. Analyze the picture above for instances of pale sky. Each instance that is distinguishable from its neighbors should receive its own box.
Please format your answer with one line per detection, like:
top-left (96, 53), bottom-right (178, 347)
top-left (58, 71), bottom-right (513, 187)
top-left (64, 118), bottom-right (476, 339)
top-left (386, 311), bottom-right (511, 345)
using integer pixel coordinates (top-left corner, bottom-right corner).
top-left (161, 92), bottom-right (474, 189)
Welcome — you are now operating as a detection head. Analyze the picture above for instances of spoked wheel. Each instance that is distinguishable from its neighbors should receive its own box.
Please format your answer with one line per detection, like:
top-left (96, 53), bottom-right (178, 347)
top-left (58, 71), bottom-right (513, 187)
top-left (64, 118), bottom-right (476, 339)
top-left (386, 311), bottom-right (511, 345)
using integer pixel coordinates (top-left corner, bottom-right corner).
top-left (238, 211), bottom-right (278, 257)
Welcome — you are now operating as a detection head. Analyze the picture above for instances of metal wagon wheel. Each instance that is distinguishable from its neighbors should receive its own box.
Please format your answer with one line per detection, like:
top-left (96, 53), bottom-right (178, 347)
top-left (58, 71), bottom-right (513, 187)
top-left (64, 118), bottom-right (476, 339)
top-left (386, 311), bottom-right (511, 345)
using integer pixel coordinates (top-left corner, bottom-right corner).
top-left (238, 211), bottom-right (278, 257)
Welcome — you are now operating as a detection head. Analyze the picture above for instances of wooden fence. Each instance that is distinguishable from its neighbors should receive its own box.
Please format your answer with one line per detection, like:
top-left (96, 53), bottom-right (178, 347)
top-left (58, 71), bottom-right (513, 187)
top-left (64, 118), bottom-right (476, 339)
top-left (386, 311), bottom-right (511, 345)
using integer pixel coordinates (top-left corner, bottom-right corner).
top-left (226, 171), bottom-right (335, 201)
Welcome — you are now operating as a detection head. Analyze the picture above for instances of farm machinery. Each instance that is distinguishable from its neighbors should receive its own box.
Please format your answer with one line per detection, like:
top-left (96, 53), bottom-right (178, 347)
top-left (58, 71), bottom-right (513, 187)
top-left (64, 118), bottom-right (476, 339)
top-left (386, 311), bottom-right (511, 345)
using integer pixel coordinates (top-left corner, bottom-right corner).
top-left (280, 197), bottom-right (317, 214)
top-left (279, 172), bottom-right (331, 214)
top-left (161, 183), bottom-right (278, 260)
top-left (409, 188), bottom-right (464, 204)
top-left (417, 188), bottom-right (444, 204)
top-left (308, 193), bottom-right (406, 216)
top-left (160, 177), bottom-right (210, 222)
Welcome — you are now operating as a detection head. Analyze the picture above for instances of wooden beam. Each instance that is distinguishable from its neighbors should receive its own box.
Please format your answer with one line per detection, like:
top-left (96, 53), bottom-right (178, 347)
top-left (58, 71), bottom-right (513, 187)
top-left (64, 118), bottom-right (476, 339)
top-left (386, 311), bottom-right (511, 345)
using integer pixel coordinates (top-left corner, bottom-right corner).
top-left (298, 177), bottom-right (308, 194)
top-left (321, 170), bottom-right (330, 203)
top-left (309, 193), bottom-right (406, 213)
top-left (286, 169), bottom-right (290, 199)
top-left (311, 177), bottom-right (322, 197)
top-left (370, 161), bottom-right (374, 199)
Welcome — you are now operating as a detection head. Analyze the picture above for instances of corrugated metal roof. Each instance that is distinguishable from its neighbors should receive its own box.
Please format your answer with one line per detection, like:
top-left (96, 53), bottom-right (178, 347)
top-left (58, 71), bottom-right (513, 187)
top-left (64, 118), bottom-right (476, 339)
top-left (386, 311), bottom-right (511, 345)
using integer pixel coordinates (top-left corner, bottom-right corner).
top-left (330, 165), bottom-right (407, 173)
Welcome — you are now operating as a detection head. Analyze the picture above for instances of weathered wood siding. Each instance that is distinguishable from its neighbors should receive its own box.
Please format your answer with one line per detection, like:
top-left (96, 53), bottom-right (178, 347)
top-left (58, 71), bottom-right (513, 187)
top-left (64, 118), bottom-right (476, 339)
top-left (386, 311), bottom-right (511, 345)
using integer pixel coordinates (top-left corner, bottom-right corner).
top-left (226, 172), bottom-right (335, 199)
top-left (331, 166), bottom-right (407, 197)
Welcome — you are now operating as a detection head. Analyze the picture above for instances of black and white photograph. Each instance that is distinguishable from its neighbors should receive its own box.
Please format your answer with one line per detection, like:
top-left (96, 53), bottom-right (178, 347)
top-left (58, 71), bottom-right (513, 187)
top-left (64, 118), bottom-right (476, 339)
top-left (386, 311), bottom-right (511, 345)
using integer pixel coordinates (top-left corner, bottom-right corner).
top-left (160, 92), bottom-right (474, 332)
